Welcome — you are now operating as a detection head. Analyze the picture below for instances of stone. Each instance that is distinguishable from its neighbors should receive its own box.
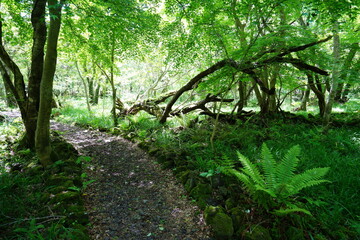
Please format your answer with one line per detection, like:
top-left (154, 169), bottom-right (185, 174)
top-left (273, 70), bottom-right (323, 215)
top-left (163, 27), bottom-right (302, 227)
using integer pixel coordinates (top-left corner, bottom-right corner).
top-left (204, 206), bottom-right (234, 239)
top-left (244, 225), bottom-right (272, 240)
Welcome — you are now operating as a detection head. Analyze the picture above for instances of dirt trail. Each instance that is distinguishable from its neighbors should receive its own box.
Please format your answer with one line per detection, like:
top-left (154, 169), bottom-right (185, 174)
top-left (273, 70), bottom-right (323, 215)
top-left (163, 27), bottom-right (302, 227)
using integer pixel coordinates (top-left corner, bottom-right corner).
top-left (51, 122), bottom-right (211, 240)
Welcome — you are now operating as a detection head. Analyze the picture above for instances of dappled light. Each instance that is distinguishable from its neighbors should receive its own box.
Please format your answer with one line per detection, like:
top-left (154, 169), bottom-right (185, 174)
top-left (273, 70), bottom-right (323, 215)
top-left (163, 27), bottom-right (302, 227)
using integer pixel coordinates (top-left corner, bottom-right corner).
top-left (0, 0), bottom-right (359, 239)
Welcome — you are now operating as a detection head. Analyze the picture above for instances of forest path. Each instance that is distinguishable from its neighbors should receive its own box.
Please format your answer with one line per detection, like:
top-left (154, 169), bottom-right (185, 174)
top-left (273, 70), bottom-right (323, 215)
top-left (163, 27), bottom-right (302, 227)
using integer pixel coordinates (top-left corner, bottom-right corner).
top-left (51, 121), bottom-right (211, 240)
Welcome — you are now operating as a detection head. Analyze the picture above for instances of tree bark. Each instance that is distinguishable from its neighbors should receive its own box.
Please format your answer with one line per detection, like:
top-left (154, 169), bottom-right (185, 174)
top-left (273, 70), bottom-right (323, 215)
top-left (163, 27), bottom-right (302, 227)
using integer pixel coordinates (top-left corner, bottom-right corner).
top-left (35, 0), bottom-right (63, 166)
top-left (299, 84), bottom-right (310, 111)
top-left (334, 43), bottom-right (358, 102)
top-left (24, 0), bottom-right (48, 148)
top-left (0, 61), bottom-right (16, 107)
top-left (323, 21), bottom-right (340, 125)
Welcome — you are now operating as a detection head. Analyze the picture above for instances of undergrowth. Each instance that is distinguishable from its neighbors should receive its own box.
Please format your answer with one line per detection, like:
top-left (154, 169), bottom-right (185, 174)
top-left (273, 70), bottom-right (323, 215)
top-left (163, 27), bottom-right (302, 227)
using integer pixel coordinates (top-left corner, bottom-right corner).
top-left (0, 115), bottom-right (89, 240)
top-left (55, 104), bottom-right (360, 239)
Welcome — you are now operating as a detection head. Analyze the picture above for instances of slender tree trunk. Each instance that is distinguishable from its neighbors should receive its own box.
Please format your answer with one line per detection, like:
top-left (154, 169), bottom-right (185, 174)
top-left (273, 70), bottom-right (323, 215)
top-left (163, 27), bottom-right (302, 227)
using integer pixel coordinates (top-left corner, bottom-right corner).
top-left (335, 43), bottom-right (358, 102)
top-left (93, 84), bottom-right (100, 104)
top-left (237, 81), bottom-right (245, 113)
top-left (110, 32), bottom-right (118, 126)
top-left (323, 21), bottom-right (340, 125)
top-left (75, 61), bottom-right (91, 112)
top-left (0, 61), bottom-right (16, 107)
top-left (307, 73), bottom-right (326, 116)
top-left (299, 84), bottom-right (310, 111)
top-left (36, 0), bottom-right (63, 166)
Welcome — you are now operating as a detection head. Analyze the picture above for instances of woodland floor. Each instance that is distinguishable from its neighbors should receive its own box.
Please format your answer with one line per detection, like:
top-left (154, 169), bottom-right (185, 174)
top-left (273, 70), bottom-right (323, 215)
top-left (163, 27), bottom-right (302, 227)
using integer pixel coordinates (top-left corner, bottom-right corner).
top-left (50, 121), bottom-right (211, 240)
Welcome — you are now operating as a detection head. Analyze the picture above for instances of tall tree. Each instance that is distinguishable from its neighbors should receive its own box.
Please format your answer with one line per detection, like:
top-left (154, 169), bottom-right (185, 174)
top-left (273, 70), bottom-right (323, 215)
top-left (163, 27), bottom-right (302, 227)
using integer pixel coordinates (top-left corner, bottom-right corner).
top-left (35, 0), bottom-right (64, 166)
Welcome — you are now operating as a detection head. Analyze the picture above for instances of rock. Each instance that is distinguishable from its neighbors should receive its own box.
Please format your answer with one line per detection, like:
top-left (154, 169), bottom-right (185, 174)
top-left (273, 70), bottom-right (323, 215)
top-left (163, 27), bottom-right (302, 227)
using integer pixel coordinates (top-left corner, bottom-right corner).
top-left (244, 225), bottom-right (272, 240)
top-left (225, 198), bottom-right (237, 210)
top-left (189, 183), bottom-right (212, 199)
top-left (204, 206), bottom-right (234, 239)
top-left (47, 175), bottom-right (73, 186)
top-left (184, 171), bottom-right (201, 192)
top-left (229, 207), bottom-right (246, 232)
top-left (189, 183), bottom-right (212, 209)
top-left (50, 191), bottom-right (80, 204)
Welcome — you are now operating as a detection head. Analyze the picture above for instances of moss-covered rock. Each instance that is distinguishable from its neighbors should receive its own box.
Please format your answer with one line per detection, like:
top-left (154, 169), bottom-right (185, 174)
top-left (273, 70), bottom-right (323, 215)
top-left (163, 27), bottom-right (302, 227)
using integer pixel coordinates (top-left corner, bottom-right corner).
top-left (229, 207), bottom-right (246, 232)
top-left (71, 223), bottom-right (90, 240)
top-left (50, 191), bottom-right (81, 204)
top-left (243, 225), bottom-right (272, 240)
top-left (66, 205), bottom-right (89, 225)
top-left (51, 139), bottom-right (78, 161)
top-left (189, 183), bottom-right (212, 199)
top-left (47, 175), bottom-right (74, 186)
top-left (204, 206), bottom-right (234, 239)
top-left (176, 170), bottom-right (191, 184)
top-left (184, 171), bottom-right (201, 192)
top-left (225, 198), bottom-right (237, 210)
top-left (173, 165), bottom-right (189, 175)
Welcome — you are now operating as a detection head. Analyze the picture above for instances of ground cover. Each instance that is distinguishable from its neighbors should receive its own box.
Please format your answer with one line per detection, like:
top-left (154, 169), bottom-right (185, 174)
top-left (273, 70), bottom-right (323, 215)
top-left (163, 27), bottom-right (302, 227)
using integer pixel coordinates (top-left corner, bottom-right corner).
top-left (54, 100), bottom-right (360, 239)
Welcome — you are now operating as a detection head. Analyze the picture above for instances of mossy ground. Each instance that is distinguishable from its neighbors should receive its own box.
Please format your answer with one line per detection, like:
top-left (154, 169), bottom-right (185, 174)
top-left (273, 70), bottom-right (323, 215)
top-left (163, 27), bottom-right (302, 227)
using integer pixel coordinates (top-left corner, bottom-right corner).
top-left (0, 116), bottom-right (89, 239)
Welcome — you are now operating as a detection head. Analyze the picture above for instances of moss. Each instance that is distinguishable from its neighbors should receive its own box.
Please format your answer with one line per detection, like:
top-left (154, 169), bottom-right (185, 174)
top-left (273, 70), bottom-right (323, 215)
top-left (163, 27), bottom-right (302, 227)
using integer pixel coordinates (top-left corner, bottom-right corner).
top-left (225, 198), bottom-right (237, 210)
top-left (229, 207), bottom-right (246, 232)
top-left (50, 191), bottom-right (81, 204)
top-left (47, 175), bottom-right (74, 186)
top-left (184, 171), bottom-right (200, 192)
top-left (48, 185), bottom-right (69, 194)
top-left (66, 205), bottom-right (89, 225)
top-left (176, 170), bottom-right (190, 184)
top-left (244, 225), bottom-right (272, 240)
top-left (71, 224), bottom-right (90, 240)
top-left (204, 206), bottom-right (234, 239)
top-left (189, 183), bottom-right (212, 199)
top-left (173, 165), bottom-right (189, 174)
top-left (51, 138), bottom-right (78, 161)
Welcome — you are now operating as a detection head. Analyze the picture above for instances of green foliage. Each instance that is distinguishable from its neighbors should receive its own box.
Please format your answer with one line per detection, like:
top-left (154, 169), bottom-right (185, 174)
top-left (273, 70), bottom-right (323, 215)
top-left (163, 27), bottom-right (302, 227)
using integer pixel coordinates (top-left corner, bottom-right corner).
top-left (222, 143), bottom-right (330, 214)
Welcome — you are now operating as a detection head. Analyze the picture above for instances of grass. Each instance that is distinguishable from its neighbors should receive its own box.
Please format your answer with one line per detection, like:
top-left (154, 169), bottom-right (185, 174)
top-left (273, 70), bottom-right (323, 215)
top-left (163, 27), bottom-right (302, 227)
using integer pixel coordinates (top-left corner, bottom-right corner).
top-left (53, 97), bottom-right (113, 129)
top-left (54, 98), bottom-right (360, 239)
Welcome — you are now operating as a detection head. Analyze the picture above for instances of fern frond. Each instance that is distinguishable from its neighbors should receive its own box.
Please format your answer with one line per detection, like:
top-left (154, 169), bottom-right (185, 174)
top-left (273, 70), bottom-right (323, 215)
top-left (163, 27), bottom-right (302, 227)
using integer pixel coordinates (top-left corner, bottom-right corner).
top-left (230, 169), bottom-right (257, 194)
top-left (261, 143), bottom-right (277, 190)
top-left (273, 207), bottom-right (312, 216)
top-left (255, 184), bottom-right (277, 198)
top-left (276, 145), bottom-right (301, 186)
top-left (288, 167), bottom-right (330, 196)
top-left (237, 151), bottom-right (264, 186)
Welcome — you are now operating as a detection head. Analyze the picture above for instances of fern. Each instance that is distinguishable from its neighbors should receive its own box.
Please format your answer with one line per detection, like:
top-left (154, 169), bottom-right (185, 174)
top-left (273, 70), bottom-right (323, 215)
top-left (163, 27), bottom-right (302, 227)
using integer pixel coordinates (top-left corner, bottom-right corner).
top-left (221, 143), bottom-right (330, 214)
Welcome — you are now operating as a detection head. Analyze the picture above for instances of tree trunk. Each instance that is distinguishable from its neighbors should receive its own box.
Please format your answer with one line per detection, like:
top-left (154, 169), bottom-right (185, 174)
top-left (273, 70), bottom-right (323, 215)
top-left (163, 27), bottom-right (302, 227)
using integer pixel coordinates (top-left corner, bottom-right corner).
top-left (0, 61), bottom-right (17, 107)
top-left (299, 84), bottom-right (310, 111)
top-left (335, 43), bottom-right (358, 102)
top-left (93, 84), bottom-right (100, 104)
top-left (323, 21), bottom-right (340, 125)
top-left (307, 73), bottom-right (326, 116)
top-left (237, 81), bottom-right (246, 113)
top-left (35, 0), bottom-right (63, 167)
top-left (75, 60), bottom-right (91, 112)
top-left (26, 0), bottom-right (47, 147)
top-left (110, 32), bottom-right (118, 126)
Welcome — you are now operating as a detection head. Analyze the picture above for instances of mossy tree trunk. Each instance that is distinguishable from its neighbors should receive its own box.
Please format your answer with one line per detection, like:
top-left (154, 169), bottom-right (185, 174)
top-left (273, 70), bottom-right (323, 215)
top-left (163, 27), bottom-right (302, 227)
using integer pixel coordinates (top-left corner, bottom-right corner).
top-left (0, 0), bottom-right (47, 148)
top-left (35, 0), bottom-right (64, 167)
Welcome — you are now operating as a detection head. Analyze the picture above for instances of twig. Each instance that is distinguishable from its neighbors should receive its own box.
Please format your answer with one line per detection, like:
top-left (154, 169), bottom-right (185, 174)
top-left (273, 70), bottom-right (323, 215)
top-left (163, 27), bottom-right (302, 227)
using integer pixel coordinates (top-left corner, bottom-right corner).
top-left (0, 215), bottom-right (65, 227)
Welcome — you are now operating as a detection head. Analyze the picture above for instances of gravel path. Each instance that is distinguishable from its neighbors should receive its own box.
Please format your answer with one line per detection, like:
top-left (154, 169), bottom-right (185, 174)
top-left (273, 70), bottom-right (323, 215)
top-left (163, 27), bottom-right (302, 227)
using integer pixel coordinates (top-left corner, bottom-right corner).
top-left (51, 122), bottom-right (211, 240)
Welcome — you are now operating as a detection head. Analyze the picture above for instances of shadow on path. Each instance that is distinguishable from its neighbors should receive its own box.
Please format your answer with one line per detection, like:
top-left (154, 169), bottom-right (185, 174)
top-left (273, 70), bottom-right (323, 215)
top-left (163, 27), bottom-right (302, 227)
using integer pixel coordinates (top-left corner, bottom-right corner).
top-left (51, 122), bottom-right (211, 240)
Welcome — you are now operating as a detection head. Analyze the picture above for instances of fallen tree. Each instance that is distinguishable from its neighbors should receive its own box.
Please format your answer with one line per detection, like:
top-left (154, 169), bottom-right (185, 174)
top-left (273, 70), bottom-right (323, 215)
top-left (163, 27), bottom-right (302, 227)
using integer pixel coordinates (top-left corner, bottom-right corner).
top-left (159, 36), bottom-right (332, 123)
